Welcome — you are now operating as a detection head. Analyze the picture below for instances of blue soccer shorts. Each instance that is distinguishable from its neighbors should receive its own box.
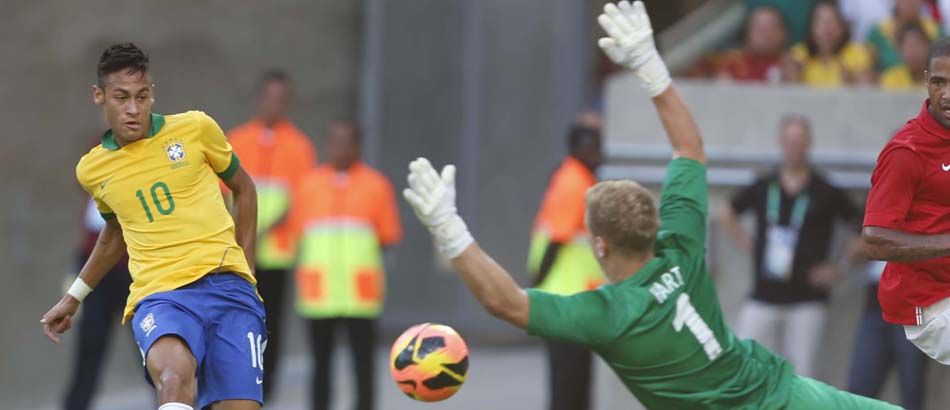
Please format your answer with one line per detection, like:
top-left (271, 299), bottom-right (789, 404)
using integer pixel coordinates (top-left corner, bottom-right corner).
top-left (131, 272), bottom-right (267, 409)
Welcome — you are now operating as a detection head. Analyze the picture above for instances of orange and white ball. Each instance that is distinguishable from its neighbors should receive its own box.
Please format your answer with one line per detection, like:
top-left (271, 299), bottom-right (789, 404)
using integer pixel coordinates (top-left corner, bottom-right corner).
top-left (389, 323), bottom-right (469, 402)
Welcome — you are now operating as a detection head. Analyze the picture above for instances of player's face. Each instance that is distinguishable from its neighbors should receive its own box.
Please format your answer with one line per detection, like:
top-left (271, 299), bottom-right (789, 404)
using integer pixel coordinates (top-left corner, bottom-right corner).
top-left (93, 70), bottom-right (154, 145)
top-left (926, 56), bottom-right (950, 129)
top-left (257, 80), bottom-right (290, 125)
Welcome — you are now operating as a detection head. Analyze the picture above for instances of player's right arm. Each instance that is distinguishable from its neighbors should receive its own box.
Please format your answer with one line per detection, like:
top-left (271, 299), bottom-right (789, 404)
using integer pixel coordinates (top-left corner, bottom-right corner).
top-left (402, 158), bottom-right (611, 347)
top-left (597, 0), bottom-right (705, 164)
top-left (863, 228), bottom-right (950, 261)
top-left (402, 158), bottom-right (529, 328)
top-left (41, 218), bottom-right (125, 343)
top-left (860, 147), bottom-right (950, 262)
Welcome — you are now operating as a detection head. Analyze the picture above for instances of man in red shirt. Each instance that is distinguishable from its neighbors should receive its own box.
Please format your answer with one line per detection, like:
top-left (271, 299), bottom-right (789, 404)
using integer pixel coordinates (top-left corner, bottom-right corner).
top-left (863, 37), bottom-right (950, 364)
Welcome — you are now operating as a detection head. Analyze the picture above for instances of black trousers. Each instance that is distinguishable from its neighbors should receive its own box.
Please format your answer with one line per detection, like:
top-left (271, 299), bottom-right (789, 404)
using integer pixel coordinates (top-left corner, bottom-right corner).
top-left (308, 318), bottom-right (376, 410)
top-left (847, 297), bottom-right (927, 410)
top-left (62, 261), bottom-right (132, 410)
top-left (545, 339), bottom-right (594, 410)
top-left (256, 267), bottom-right (289, 401)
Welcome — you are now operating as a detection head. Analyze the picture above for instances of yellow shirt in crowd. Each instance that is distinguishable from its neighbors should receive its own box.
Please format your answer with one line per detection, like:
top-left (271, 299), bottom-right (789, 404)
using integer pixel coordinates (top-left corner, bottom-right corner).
top-left (790, 42), bottom-right (872, 88)
top-left (880, 64), bottom-right (925, 91)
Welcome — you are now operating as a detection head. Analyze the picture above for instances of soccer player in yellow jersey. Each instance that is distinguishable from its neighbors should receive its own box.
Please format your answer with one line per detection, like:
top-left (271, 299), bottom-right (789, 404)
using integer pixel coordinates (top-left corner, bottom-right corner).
top-left (41, 43), bottom-right (263, 410)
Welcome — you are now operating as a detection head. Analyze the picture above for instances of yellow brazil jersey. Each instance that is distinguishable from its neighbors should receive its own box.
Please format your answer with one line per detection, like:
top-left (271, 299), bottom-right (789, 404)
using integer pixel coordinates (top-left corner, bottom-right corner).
top-left (76, 111), bottom-right (255, 322)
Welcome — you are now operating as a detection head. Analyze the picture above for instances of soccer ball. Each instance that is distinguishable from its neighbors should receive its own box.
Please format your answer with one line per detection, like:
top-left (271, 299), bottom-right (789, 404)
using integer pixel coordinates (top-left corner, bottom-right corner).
top-left (389, 323), bottom-right (469, 402)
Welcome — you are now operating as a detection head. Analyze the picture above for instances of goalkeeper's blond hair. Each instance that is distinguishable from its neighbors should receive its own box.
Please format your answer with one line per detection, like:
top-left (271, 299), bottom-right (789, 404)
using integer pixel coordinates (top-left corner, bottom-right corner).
top-left (585, 180), bottom-right (659, 254)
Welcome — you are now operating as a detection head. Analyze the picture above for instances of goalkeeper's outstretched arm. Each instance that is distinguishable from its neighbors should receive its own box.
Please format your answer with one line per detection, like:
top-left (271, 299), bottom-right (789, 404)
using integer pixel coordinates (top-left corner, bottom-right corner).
top-left (402, 158), bottom-right (529, 329)
top-left (598, 1), bottom-right (706, 164)
top-left (452, 244), bottom-right (529, 328)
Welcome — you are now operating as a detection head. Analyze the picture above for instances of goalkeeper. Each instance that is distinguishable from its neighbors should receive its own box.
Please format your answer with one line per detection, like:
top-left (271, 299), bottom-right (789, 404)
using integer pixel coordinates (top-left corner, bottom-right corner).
top-left (401, 2), bottom-right (901, 409)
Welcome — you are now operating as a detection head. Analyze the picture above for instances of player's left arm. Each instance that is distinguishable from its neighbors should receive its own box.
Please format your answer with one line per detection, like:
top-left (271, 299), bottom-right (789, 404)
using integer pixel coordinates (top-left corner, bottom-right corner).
top-left (223, 167), bottom-right (258, 273)
top-left (402, 158), bottom-right (529, 328)
top-left (598, 1), bottom-right (705, 164)
top-left (199, 112), bottom-right (258, 272)
top-left (599, 1), bottom-right (708, 249)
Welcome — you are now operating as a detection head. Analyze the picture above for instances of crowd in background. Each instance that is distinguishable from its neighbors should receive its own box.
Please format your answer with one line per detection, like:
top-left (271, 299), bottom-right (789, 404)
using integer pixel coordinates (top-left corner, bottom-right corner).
top-left (688, 0), bottom-right (943, 90)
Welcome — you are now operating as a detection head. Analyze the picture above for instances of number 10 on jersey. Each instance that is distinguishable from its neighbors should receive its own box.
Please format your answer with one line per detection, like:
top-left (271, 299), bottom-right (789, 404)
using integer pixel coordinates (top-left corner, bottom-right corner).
top-left (136, 181), bottom-right (176, 222)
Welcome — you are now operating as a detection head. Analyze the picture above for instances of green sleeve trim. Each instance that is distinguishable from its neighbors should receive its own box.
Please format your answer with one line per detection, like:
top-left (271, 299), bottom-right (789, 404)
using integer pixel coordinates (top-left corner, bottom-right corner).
top-left (525, 289), bottom-right (545, 336)
top-left (217, 153), bottom-right (241, 180)
top-left (100, 212), bottom-right (116, 220)
top-left (669, 156), bottom-right (706, 169)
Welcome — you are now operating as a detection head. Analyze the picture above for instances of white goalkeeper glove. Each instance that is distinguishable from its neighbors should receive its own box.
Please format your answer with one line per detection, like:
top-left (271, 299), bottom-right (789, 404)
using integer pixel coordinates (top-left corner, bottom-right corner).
top-left (598, 0), bottom-right (671, 97)
top-left (403, 157), bottom-right (474, 259)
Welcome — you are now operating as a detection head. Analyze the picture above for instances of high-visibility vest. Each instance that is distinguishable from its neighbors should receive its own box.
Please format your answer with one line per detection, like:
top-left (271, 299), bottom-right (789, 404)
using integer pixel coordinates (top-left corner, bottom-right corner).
top-left (290, 163), bottom-right (402, 318)
top-left (527, 157), bottom-right (604, 295)
top-left (228, 119), bottom-right (317, 270)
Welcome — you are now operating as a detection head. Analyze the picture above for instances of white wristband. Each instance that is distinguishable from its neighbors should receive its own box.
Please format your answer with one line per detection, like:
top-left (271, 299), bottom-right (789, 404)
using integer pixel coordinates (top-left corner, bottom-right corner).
top-left (633, 53), bottom-right (671, 97)
top-left (66, 277), bottom-right (93, 302)
top-left (431, 214), bottom-right (474, 259)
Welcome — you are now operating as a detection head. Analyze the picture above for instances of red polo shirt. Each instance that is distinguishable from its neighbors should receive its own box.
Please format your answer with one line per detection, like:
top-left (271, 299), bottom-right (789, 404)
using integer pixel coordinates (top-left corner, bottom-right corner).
top-left (865, 100), bottom-right (950, 325)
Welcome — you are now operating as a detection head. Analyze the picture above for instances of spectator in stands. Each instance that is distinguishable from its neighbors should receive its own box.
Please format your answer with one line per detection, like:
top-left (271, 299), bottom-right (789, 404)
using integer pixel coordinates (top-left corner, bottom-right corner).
top-left (715, 6), bottom-right (788, 83)
top-left (847, 260), bottom-right (928, 410)
top-left (746, 0), bottom-right (818, 44)
top-left (840, 0), bottom-right (892, 42)
top-left (784, 1), bottom-right (874, 87)
top-left (719, 114), bottom-right (861, 378)
top-left (880, 21), bottom-right (932, 90)
top-left (868, 0), bottom-right (944, 70)
top-left (62, 197), bottom-right (132, 410)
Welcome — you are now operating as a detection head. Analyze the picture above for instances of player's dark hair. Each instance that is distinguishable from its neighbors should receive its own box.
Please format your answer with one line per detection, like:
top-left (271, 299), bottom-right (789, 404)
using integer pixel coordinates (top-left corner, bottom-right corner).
top-left (567, 125), bottom-right (600, 152)
top-left (257, 69), bottom-right (292, 93)
top-left (927, 37), bottom-right (950, 70)
top-left (97, 43), bottom-right (149, 88)
top-left (804, 1), bottom-right (850, 56)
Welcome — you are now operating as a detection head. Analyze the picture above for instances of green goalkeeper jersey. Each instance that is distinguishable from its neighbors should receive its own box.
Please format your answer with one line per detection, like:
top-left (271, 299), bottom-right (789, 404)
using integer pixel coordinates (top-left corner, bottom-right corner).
top-left (527, 158), bottom-right (794, 409)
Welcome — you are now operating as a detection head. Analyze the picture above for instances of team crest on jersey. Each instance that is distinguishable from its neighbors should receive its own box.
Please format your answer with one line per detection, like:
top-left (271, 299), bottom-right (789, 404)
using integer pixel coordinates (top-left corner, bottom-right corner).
top-left (165, 141), bottom-right (186, 162)
top-left (140, 312), bottom-right (158, 337)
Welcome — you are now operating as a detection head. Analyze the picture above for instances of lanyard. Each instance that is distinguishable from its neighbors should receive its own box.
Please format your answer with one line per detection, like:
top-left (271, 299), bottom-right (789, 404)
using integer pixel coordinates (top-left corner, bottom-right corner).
top-left (767, 182), bottom-right (809, 229)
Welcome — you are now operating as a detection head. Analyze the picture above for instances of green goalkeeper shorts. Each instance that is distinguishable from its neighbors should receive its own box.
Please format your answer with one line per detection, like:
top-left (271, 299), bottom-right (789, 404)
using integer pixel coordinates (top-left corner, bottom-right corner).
top-left (785, 376), bottom-right (903, 409)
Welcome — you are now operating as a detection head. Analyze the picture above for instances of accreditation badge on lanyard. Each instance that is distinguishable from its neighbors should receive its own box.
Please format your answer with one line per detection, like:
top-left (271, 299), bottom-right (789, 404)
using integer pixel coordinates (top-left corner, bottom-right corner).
top-left (764, 183), bottom-right (809, 281)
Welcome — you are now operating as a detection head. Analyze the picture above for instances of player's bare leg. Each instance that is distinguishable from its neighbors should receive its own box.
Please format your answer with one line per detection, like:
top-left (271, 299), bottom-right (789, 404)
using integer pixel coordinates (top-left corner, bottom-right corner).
top-left (147, 336), bottom-right (198, 406)
top-left (211, 400), bottom-right (261, 410)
